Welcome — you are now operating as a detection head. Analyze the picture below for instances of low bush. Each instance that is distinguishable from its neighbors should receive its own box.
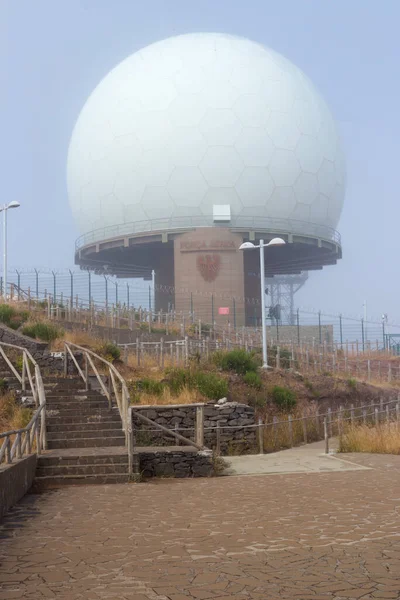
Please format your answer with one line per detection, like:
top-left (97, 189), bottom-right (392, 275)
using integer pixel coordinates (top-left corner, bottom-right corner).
top-left (136, 378), bottom-right (164, 396)
top-left (243, 371), bottom-right (263, 389)
top-left (215, 349), bottom-right (259, 375)
top-left (99, 342), bottom-right (121, 362)
top-left (22, 322), bottom-right (63, 342)
top-left (0, 378), bottom-right (8, 393)
top-left (193, 371), bottom-right (228, 400)
top-left (0, 305), bottom-right (29, 330)
top-left (270, 385), bottom-right (297, 410)
top-left (347, 378), bottom-right (357, 389)
top-left (165, 367), bottom-right (228, 400)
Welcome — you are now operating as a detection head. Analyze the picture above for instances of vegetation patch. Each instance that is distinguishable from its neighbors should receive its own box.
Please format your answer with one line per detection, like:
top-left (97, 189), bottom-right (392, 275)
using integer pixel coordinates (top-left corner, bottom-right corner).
top-left (270, 385), bottom-right (297, 411)
top-left (214, 349), bottom-right (259, 375)
top-left (98, 341), bottom-right (121, 363)
top-left (243, 371), bottom-right (263, 389)
top-left (0, 304), bottom-right (29, 330)
top-left (22, 322), bottom-right (63, 342)
top-left (339, 423), bottom-right (400, 454)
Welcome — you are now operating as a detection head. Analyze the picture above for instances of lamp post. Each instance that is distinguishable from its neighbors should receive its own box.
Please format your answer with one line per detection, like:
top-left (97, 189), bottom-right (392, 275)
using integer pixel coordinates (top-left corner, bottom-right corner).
top-left (0, 201), bottom-right (20, 298)
top-left (239, 237), bottom-right (285, 368)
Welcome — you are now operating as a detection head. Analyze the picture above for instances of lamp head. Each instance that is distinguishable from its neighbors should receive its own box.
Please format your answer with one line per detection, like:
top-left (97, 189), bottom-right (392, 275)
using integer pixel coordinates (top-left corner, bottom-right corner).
top-left (7, 201), bottom-right (20, 209)
top-left (239, 242), bottom-right (256, 250)
top-left (267, 237), bottom-right (285, 246)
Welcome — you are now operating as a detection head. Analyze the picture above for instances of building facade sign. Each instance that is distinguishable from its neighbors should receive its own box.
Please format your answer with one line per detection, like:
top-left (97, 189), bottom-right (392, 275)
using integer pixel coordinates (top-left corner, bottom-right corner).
top-left (180, 240), bottom-right (236, 252)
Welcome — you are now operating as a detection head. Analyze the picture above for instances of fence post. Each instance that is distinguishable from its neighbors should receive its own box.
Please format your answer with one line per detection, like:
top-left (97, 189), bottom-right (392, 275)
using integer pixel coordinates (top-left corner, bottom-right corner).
top-left (160, 337), bottom-right (165, 369)
top-left (136, 339), bottom-right (140, 367)
top-left (63, 346), bottom-right (68, 377)
top-left (276, 346), bottom-right (280, 369)
top-left (388, 364), bottom-right (392, 382)
top-left (216, 421), bottom-right (221, 455)
top-left (302, 412), bottom-right (307, 444)
top-left (124, 345), bottom-right (128, 364)
top-left (324, 417), bottom-right (329, 454)
top-left (362, 408), bottom-right (367, 425)
top-left (367, 360), bottom-right (371, 382)
top-left (386, 404), bottom-right (390, 423)
top-left (288, 415), bottom-right (293, 447)
top-left (396, 403), bottom-right (400, 428)
top-left (374, 407), bottom-right (379, 427)
top-left (350, 404), bottom-right (355, 426)
top-left (315, 408), bottom-right (320, 437)
top-left (328, 407), bottom-right (332, 437)
top-left (258, 418), bottom-right (264, 455)
top-left (196, 405), bottom-right (204, 447)
top-left (273, 416), bottom-right (278, 449)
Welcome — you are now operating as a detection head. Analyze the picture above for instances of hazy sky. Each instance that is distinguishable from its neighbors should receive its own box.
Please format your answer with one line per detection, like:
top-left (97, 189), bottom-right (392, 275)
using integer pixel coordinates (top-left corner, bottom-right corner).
top-left (2, 0), bottom-right (399, 321)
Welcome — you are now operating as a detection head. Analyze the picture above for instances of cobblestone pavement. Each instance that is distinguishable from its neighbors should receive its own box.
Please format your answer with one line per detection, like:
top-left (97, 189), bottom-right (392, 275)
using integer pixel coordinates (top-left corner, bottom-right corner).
top-left (1, 453), bottom-right (400, 600)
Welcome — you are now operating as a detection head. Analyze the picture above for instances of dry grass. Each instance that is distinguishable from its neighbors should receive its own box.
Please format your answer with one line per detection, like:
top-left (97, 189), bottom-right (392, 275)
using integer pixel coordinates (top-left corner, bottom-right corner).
top-left (338, 422), bottom-right (400, 454)
top-left (51, 329), bottom-right (103, 351)
top-left (133, 385), bottom-right (203, 406)
top-left (0, 392), bottom-right (32, 434)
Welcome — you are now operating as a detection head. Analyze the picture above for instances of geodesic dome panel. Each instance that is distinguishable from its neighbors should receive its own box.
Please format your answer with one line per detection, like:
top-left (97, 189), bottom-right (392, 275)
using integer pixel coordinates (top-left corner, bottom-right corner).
top-left (67, 33), bottom-right (346, 237)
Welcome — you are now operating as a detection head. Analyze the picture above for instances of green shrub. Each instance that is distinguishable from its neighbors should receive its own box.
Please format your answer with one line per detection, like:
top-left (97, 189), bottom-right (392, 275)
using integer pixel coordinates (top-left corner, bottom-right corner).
top-left (347, 378), bottom-right (357, 389)
top-left (0, 304), bottom-right (15, 325)
top-left (192, 372), bottom-right (228, 400)
top-left (243, 371), bottom-right (263, 389)
top-left (136, 378), bottom-right (164, 396)
top-left (165, 367), bottom-right (227, 400)
top-left (22, 322), bottom-right (63, 342)
top-left (0, 378), bottom-right (8, 393)
top-left (99, 342), bottom-right (121, 362)
top-left (215, 349), bottom-right (259, 375)
top-left (271, 385), bottom-right (297, 410)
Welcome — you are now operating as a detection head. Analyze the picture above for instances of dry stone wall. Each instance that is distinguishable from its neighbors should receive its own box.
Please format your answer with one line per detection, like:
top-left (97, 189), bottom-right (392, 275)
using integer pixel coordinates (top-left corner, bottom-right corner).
top-left (132, 401), bottom-right (256, 454)
top-left (138, 448), bottom-right (214, 478)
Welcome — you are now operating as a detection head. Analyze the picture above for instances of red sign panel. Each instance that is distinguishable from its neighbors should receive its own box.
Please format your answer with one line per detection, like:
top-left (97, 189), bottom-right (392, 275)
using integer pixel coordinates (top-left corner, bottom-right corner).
top-left (218, 307), bottom-right (230, 315)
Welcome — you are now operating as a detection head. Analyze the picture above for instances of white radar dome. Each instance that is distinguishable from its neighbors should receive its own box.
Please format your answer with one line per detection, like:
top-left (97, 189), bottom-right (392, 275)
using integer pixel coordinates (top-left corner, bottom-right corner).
top-left (67, 33), bottom-right (346, 237)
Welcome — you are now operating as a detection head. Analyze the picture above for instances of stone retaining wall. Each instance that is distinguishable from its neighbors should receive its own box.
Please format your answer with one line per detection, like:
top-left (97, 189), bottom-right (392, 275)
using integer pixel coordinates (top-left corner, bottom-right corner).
top-left (0, 455), bottom-right (37, 520)
top-left (138, 447), bottom-right (214, 478)
top-left (132, 401), bottom-right (256, 454)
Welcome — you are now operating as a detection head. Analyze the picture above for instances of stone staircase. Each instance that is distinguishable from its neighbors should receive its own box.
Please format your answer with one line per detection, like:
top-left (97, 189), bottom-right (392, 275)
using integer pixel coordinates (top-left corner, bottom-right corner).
top-left (34, 377), bottom-right (130, 487)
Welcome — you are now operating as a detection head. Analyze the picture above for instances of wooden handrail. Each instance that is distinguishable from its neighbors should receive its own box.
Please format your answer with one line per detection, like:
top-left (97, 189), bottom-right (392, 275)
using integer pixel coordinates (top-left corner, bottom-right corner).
top-left (0, 342), bottom-right (47, 465)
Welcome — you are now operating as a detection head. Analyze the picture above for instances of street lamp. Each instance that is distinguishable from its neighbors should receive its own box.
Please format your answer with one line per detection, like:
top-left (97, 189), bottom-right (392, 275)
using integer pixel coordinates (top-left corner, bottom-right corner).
top-left (240, 237), bottom-right (286, 369)
top-left (0, 201), bottom-right (21, 298)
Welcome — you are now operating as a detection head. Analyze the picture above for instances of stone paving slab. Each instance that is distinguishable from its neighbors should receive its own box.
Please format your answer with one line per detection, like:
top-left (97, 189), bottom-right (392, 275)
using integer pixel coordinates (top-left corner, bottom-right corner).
top-left (222, 441), bottom-right (370, 476)
top-left (1, 452), bottom-right (400, 599)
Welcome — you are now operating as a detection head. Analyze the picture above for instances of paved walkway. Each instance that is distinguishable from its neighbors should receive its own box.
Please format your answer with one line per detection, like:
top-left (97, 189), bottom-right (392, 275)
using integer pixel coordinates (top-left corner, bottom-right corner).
top-left (1, 451), bottom-right (400, 599)
top-left (222, 440), bottom-right (370, 476)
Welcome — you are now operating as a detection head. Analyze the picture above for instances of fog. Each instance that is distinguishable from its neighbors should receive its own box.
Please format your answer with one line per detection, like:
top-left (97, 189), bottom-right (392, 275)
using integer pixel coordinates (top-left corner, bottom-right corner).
top-left (2, 0), bottom-right (399, 322)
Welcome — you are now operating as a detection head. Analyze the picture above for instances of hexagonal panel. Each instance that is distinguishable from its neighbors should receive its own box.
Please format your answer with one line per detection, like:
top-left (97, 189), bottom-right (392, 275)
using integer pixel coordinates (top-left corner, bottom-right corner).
top-left (133, 112), bottom-right (174, 149)
top-left (317, 159), bottom-right (336, 198)
top-left (142, 187), bottom-right (175, 219)
top-left (199, 147), bottom-right (244, 187)
top-left (168, 93), bottom-right (208, 127)
top-left (266, 186), bottom-right (297, 217)
top-left (291, 202), bottom-right (311, 222)
top-left (166, 127), bottom-right (207, 167)
top-left (100, 193), bottom-right (124, 225)
top-left (260, 78), bottom-right (295, 112)
top-left (108, 96), bottom-right (143, 137)
top-left (200, 187), bottom-right (243, 216)
top-left (230, 64), bottom-right (263, 94)
top-left (233, 94), bottom-right (270, 127)
top-left (310, 194), bottom-right (329, 222)
top-left (236, 168), bottom-right (275, 207)
top-left (173, 66), bottom-right (207, 94)
top-left (114, 169), bottom-right (146, 206)
top-left (136, 76), bottom-right (177, 111)
top-left (293, 95), bottom-right (321, 137)
top-left (269, 149), bottom-right (301, 186)
top-left (199, 108), bottom-right (242, 146)
top-left (317, 113), bottom-right (338, 162)
top-left (235, 129), bottom-right (274, 167)
top-left (266, 111), bottom-right (300, 150)
top-left (167, 167), bottom-right (208, 206)
top-left (202, 76), bottom-right (239, 109)
top-left (123, 202), bottom-right (149, 223)
top-left (293, 172), bottom-right (319, 205)
top-left (295, 134), bottom-right (324, 173)
top-left (138, 147), bottom-right (175, 186)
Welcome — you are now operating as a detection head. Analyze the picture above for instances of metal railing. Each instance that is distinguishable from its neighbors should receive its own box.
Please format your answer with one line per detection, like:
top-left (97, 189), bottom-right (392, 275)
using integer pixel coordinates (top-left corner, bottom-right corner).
top-left (75, 215), bottom-right (341, 249)
top-left (0, 342), bottom-right (47, 466)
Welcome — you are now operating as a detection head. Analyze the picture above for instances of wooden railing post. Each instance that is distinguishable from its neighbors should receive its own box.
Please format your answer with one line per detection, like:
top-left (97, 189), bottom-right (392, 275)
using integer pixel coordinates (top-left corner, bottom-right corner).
top-left (302, 412), bottom-right (307, 444)
top-left (63, 344), bottom-right (68, 377)
top-left (195, 405), bottom-right (204, 447)
top-left (324, 417), bottom-right (329, 454)
top-left (258, 418), bottom-right (264, 455)
top-left (288, 415), bottom-right (293, 447)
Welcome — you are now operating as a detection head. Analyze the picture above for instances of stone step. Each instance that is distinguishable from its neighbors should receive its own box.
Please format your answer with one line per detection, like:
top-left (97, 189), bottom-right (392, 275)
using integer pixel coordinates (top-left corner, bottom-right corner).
top-left (45, 391), bottom-right (102, 398)
top-left (38, 454), bottom-right (129, 467)
top-left (36, 463), bottom-right (128, 477)
top-left (47, 428), bottom-right (124, 441)
top-left (47, 420), bottom-right (122, 432)
top-left (45, 401), bottom-right (110, 411)
top-left (47, 437), bottom-right (126, 449)
top-left (46, 414), bottom-right (121, 425)
top-left (33, 474), bottom-right (130, 488)
top-left (46, 408), bottom-right (116, 418)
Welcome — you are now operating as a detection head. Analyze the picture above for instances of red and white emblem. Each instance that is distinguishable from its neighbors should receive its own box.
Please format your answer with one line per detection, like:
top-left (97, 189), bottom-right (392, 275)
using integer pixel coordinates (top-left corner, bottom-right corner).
top-left (196, 254), bottom-right (221, 282)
